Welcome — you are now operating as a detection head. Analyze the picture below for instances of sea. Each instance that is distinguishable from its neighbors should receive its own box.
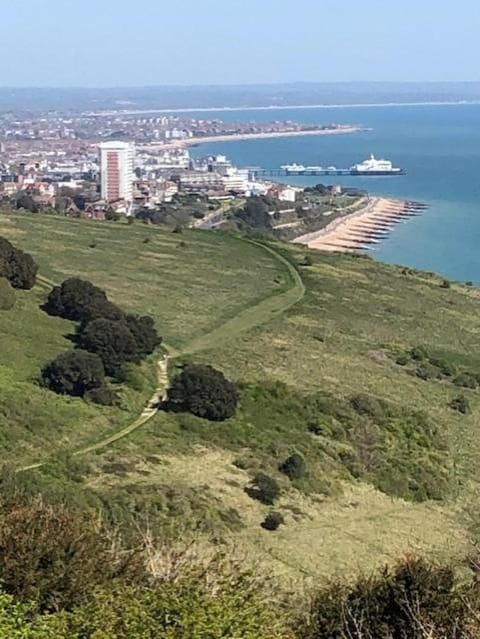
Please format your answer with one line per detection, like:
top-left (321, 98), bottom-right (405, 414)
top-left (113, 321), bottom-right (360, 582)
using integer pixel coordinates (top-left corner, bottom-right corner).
top-left (188, 104), bottom-right (480, 284)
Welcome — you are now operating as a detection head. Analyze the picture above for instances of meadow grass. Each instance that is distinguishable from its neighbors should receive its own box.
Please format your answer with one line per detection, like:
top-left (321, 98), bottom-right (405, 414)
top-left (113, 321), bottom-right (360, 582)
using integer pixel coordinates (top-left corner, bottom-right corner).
top-left (3, 213), bottom-right (480, 581)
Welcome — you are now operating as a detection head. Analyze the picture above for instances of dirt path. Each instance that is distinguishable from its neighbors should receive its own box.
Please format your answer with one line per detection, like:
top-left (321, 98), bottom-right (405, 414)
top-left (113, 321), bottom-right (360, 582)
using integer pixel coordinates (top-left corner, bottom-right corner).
top-left (19, 238), bottom-right (305, 469)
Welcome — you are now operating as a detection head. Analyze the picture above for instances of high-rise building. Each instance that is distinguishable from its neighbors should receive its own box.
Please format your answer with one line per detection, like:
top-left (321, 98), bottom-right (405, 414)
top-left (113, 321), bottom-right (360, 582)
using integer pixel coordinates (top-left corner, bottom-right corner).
top-left (99, 141), bottom-right (135, 203)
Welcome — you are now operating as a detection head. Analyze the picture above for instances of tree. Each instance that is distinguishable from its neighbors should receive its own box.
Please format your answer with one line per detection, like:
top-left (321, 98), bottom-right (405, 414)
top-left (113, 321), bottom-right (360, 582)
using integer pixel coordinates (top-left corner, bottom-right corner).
top-left (235, 197), bottom-right (272, 230)
top-left (44, 278), bottom-right (123, 324)
top-left (77, 319), bottom-right (140, 375)
top-left (41, 350), bottom-right (105, 397)
top-left (167, 364), bottom-right (238, 421)
top-left (125, 314), bottom-right (161, 357)
top-left (279, 453), bottom-right (306, 481)
top-left (0, 236), bottom-right (38, 290)
top-left (261, 512), bottom-right (284, 531)
top-left (15, 192), bottom-right (39, 213)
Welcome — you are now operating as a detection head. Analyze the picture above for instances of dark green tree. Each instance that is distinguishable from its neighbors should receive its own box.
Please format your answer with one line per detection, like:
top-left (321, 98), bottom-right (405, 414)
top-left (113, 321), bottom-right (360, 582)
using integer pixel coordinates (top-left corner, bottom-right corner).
top-left (0, 237), bottom-right (38, 290)
top-left (279, 453), bottom-right (306, 481)
top-left (77, 319), bottom-right (139, 375)
top-left (44, 278), bottom-right (123, 324)
top-left (167, 364), bottom-right (238, 421)
top-left (125, 314), bottom-right (162, 357)
top-left (41, 350), bottom-right (105, 397)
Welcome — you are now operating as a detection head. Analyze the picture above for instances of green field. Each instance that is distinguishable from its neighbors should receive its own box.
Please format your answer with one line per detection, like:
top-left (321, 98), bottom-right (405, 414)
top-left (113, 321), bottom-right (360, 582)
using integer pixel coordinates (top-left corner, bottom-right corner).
top-left (2, 211), bottom-right (480, 583)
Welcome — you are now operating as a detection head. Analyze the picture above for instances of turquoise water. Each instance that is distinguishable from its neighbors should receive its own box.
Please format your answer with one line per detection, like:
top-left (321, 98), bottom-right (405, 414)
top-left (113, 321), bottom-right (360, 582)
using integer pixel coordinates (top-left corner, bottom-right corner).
top-left (190, 104), bottom-right (480, 283)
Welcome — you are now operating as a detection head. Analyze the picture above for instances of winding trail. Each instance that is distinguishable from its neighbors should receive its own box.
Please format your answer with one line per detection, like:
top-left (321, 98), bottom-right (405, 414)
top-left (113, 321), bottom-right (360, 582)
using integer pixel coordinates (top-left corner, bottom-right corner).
top-left (19, 239), bottom-right (305, 470)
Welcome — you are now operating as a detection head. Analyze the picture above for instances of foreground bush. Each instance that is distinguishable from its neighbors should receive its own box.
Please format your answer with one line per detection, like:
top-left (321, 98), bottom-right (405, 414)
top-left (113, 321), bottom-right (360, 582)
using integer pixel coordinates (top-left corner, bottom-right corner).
top-left (41, 350), bottom-right (105, 397)
top-left (167, 364), bottom-right (238, 421)
top-left (43, 278), bottom-right (123, 323)
top-left (305, 555), bottom-right (476, 639)
top-left (0, 236), bottom-right (38, 289)
top-left (245, 472), bottom-right (281, 505)
top-left (0, 500), bottom-right (119, 612)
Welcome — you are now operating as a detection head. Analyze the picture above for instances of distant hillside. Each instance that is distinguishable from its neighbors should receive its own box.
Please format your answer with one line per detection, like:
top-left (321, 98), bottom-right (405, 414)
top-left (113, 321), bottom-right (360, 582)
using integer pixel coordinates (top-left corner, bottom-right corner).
top-left (3, 82), bottom-right (480, 111)
top-left (1, 211), bottom-right (480, 582)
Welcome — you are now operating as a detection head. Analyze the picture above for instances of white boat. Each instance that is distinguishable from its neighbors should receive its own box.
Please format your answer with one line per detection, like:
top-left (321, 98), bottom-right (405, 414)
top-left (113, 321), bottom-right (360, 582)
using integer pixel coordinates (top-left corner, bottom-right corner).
top-left (280, 163), bottom-right (306, 174)
top-left (351, 154), bottom-right (404, 175)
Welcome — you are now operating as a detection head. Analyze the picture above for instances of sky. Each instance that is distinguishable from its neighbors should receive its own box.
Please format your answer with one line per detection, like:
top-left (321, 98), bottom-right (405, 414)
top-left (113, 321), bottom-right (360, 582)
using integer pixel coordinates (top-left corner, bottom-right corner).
top-left (2, 0), bottom-right (480, 87)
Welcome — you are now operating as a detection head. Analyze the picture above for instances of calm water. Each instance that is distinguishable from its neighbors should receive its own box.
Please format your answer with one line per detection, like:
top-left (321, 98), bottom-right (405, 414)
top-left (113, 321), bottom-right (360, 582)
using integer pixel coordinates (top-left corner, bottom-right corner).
top-left (190, 104), bottom-right (480, 283)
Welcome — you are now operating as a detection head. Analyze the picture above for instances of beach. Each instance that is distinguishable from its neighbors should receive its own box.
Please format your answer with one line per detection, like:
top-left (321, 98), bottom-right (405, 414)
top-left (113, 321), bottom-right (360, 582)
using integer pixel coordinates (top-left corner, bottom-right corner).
top-left (292, 197), bottom-right (424, 253)
top-left (168, 125), bottom-right (363, 148)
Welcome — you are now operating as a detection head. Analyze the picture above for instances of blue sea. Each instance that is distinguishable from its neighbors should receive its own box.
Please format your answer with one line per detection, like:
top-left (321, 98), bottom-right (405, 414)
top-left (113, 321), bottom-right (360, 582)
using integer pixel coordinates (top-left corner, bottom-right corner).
top-left (189, 104), bottom-right (480, 283)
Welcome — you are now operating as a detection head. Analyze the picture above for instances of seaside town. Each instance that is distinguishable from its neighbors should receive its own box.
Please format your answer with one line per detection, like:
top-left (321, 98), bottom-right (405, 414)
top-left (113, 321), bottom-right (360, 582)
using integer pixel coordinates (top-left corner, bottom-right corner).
top-left (0, 109), bottom-right (421, 249)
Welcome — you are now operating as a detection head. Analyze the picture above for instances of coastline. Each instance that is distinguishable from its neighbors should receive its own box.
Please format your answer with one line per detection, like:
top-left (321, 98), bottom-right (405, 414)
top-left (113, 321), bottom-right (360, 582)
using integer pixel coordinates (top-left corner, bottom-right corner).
top-left (292, 196), bottom-right (423, 253)
top-left (168, 125), bottom-right (363, 148)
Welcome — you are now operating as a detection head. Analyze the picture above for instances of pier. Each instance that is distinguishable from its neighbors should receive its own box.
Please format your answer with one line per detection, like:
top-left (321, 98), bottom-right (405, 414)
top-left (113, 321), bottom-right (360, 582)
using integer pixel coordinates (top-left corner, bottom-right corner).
top-left (250, 167), bottom-right (406, 178)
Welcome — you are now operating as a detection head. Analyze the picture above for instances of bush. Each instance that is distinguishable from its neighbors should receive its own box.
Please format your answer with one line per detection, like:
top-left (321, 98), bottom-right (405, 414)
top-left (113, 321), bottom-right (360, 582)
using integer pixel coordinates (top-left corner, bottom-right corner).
top-left (167, 364), bottom-right (238, 421)
top-left (416, 363), bottom-right (441, 381)
top-left (454, 372), bottom-right (478, 389)
top-left (77, 318), bottom-right (140, 375)
top-left (410, 345), bottom-right (429, 361)
top-left (0, 277), bottom-right (15, 310)
top-left (395, 354), bottom-right (409, 366)
top-left (306, 555), bottom-right (474, 639)
top-left (279, 453), bottom-right (306, 481)
top-left (85, 385), bottom-right (118, 406)
top-left (41, 350), bottom-right (105, 397)
top-left (302, 255), bottom-right (314, 266)
top-left (440, 279), bottom-right (451, 288)
top-left (261, 512), bottom-right (284, 531)
top-left (0, 501), bottom-right (116, 612)
top-left (350, 394), bottom-right (387, 421)
top-left (0, 236), bottom-right (38, 289)
top-left (44, 278), bottom-right (123, 324)
top-left (245, 473), bottom-right (280, 505)
top-left (450, 395), bottom-right (471, 414)
top-left (430, 357), bottom-right (457, 377)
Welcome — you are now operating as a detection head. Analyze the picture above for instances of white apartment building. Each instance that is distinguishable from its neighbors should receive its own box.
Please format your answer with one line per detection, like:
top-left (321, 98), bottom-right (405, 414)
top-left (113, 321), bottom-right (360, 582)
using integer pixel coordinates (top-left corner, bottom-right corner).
top-left (99, 141), bottom-right (135, 203)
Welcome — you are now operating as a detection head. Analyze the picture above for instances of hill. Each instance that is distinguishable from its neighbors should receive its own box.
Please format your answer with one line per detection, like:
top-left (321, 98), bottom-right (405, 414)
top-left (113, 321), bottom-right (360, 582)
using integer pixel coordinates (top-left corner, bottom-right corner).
top-left (1, 211), bottom-right (479, 583)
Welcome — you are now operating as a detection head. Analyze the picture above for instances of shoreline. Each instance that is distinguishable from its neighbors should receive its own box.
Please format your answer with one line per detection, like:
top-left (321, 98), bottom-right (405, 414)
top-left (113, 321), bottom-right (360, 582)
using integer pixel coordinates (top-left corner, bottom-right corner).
top-left (167, 125), bottom-right (363, 149)
top-left (292, 196), bottom-right (424, 253)
top-left (85, 100), bottom-right (480, 116)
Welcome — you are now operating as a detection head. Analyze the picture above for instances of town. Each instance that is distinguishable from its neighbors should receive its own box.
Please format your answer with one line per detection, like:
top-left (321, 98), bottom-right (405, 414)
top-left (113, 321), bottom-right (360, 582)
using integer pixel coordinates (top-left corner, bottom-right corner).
top-left (0, 109), bottom-right (365, 238)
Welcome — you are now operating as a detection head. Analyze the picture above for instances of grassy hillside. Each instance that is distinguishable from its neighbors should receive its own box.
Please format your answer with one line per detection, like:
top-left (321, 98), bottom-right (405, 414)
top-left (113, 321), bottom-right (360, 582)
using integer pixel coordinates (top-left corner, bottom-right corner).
top-left (1, 211), bottom-right (480, 582)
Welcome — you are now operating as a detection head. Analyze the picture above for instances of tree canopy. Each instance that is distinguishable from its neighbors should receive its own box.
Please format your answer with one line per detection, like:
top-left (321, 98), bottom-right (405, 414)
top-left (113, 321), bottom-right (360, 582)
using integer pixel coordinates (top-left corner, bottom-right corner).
top-left (41, 350), bottom-right (105, 397)
top-left (0, 236), bottom-right (38, 290)
top-left (77, 318), bottom-right (140, 375)
top-left (167, 364), bottom-right (238, 421)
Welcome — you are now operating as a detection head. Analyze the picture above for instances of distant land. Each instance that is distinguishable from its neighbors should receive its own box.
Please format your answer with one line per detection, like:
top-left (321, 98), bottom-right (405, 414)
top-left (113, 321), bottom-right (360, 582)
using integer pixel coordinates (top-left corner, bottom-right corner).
top-left (3, 82), bottom-right (480, 112)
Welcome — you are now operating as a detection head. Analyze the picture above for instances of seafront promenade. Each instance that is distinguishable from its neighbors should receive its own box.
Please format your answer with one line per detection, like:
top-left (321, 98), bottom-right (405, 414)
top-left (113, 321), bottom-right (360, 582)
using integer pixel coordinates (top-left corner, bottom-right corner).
top-left (293, 197), bottom-right (426, 252)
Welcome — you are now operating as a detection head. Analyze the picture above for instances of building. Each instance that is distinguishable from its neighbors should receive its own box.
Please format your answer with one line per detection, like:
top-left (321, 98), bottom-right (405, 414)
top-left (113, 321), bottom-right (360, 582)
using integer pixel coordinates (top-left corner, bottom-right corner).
top-left (99, 141), bottom-right (135, 204)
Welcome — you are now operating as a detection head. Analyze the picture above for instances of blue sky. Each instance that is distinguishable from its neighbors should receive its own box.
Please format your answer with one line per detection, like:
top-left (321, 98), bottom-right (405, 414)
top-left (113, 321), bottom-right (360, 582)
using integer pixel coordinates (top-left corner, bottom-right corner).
top-left (3, 0), bottom-right (480, 86)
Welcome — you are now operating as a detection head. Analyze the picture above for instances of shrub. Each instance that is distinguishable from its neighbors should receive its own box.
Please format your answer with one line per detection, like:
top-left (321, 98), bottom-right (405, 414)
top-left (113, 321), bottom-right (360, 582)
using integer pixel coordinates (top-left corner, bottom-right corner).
top-left (306, 555), bottom-right (474, 639)
top-left (0, 236), bottom-right (38, 289)
top-left (77, 318), bottom-right (140, 375)
top-left (430, 357), bottom-right (457, 377)
top-left (440, 279), bottom-right (451, 288)
top-left (245, 473), bottom-right (280, 505)
top-left (261, 512), bottom-right (284, 531)
top-left (166, 364), bottom-right (238, 421)
top-left (302, 255), bottom-right (314, 266)
top-left (41, 350), bottom-right (105, 397)
top-left (172, 224), bottom-right (183, 234)
top-left (0, 501), bottom-right (116, 612)
top-left (395, 354), bottom-right (409, 366)
top-left (450, 395), bottom-right (471, 414)
top-left (410, 345), bottom-right (429, 361)
top-left (350, 394), bottom-right (387, 421)
top-left (279, 453), bottom-right (306, 481)
top-left (454, 372), bottom-right (478, 389)
top-left (85, 385), bottom-right (118, 406)
top-left (416, 363), bottom-right (441, 381)
top-left (44, 278), bottom-right (123, 324)
top-left (0, 277), bottom-right (15, 310)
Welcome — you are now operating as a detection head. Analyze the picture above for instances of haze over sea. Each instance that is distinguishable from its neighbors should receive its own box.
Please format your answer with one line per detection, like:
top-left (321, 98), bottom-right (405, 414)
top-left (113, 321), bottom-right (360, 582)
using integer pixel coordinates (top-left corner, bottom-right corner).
top-left (191, 104), bottom-right (480, 284)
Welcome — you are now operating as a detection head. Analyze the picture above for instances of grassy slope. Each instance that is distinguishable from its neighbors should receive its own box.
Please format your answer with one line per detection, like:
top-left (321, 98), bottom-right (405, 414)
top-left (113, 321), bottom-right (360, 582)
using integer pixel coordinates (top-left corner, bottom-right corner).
top-left (2, 212), bottom-right (480, 581)
top-left (0, 214), bottom-right (289, 465)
